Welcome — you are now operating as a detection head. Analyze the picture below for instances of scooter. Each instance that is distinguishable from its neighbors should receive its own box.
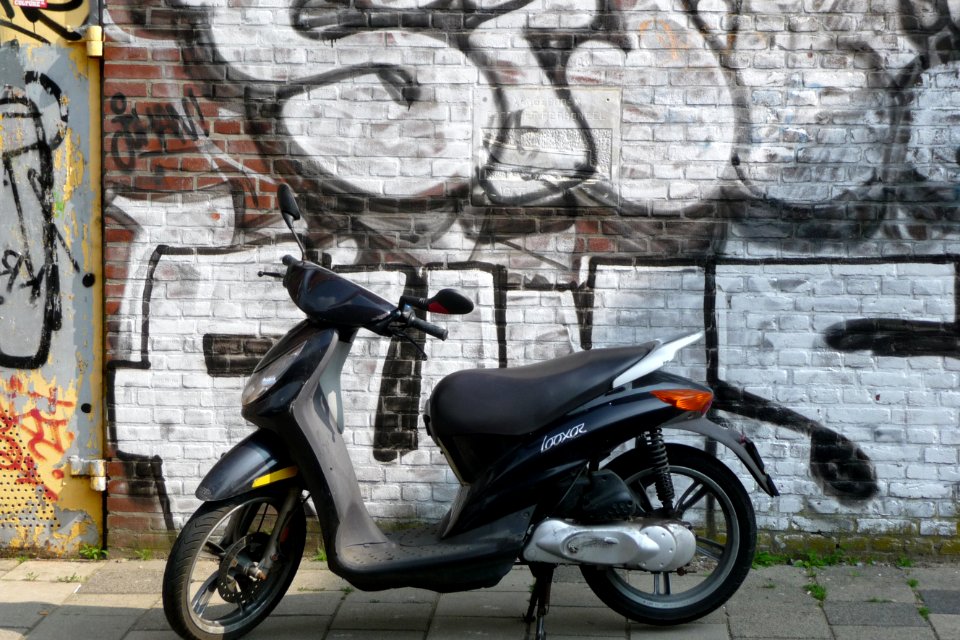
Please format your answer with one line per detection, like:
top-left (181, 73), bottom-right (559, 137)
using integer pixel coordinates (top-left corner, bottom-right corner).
top-left (162, 184), bottom-right (779, 640)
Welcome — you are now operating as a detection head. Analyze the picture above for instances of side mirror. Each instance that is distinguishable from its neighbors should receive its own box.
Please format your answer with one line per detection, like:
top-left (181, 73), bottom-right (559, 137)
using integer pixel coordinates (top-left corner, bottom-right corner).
top-left (400, 289), bottom-right (475, 315)
top-left (277, 183), bottom-right (307, 258)
top-left (278, 183), bottom-right (301, 221)
top-left (427, 289), bottom-right (474, 315)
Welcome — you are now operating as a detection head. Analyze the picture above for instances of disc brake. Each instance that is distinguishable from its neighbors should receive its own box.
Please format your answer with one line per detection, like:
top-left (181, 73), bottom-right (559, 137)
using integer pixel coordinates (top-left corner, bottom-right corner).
top-left (216, 533), bottom-right (270, 604)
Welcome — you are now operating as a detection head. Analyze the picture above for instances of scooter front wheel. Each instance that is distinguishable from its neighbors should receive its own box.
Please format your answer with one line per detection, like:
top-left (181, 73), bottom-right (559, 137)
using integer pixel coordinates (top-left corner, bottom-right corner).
top-left (162, 488), bottom-right (306, 640)
top-left (581, 443), bottom-right (756, 625)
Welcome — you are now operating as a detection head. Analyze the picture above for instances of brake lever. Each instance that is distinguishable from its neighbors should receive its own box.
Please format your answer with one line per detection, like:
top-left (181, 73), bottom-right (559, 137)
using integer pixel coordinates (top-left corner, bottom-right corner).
top-left (257, 271), bottom-right (283, 279)
top-left (392, 327), bottom-right (428, 360)
top-left (368, 309), bottom-right (429, 359)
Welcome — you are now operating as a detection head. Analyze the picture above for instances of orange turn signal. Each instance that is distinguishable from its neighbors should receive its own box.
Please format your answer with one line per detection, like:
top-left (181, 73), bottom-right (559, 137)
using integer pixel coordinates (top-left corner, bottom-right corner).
top-left (650, 389), bottom-right (714, 415)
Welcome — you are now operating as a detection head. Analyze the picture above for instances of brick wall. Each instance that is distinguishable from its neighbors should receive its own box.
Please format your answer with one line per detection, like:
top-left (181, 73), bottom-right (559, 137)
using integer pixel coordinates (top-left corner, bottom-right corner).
top-left (102, 1), bottom-right (960, 553)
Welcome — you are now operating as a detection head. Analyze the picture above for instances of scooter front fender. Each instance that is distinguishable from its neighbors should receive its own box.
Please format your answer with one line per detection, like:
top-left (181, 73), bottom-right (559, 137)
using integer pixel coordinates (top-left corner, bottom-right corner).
top-left (196, 429), bottom-right (299, 501)
top-left (664, 416), bottom-right (779, 496)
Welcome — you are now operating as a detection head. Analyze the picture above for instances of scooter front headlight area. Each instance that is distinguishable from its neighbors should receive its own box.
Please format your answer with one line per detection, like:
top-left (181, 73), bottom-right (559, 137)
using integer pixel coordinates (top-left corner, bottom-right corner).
top-left (241, 342), bottom-right (306, 405)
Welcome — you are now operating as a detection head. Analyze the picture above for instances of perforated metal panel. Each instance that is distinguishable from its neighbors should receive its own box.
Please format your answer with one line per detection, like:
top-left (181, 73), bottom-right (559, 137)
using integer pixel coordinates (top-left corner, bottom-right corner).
top-left (0, 479), bottom-right (58, 530)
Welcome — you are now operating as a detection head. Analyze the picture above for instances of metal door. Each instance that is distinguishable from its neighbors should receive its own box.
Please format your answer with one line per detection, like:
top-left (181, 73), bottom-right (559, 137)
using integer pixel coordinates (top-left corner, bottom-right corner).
top-left (0, 1), bottom-right (104, 554)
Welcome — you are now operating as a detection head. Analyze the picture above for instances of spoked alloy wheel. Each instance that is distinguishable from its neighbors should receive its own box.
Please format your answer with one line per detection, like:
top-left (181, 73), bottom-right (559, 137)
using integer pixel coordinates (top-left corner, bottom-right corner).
top-left (163, 488), bottom-right (306, 640)
top-left (581, 443), bottom-right (756, 625)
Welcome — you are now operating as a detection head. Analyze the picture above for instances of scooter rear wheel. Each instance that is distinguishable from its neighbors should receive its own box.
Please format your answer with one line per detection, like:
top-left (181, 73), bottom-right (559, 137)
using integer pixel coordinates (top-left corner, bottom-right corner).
top-left (581, 443), bottom-right (756, 625)
top-left (162, 488), bottom-right (306, 640)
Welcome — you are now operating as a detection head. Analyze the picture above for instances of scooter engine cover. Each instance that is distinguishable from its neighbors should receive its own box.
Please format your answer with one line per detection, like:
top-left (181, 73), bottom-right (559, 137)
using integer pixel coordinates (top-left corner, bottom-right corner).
top-left (522, 518), bottom-right (697, 571)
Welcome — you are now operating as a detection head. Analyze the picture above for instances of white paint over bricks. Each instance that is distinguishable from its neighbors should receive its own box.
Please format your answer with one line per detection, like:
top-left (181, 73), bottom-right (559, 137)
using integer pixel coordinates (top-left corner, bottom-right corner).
top-left (96, 1), bottom-right (960, 552)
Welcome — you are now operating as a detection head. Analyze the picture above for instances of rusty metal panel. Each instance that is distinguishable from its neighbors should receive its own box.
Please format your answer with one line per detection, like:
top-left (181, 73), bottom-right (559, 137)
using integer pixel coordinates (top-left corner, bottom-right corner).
top-left (0, 1), bottom-right (103, 554)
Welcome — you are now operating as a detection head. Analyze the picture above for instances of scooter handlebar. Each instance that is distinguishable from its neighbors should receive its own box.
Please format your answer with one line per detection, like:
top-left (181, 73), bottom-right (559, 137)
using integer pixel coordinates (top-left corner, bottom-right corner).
top-left (276, 256), bottom-right (447, 340)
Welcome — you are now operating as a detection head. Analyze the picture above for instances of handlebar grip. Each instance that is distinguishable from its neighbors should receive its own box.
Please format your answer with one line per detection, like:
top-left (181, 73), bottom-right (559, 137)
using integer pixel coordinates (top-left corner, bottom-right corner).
top-left (407, 315), bottom-right (447, 340)
top-left (399, 295), bottom-right (429, 311)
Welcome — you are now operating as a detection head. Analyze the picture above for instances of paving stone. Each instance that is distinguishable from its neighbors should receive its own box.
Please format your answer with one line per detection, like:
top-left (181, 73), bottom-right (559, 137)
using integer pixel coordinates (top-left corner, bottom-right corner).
top-left (831, 626), bottom-right (936, 640)
top-left (272, 589), bottom-right (344, 616)
top-left (649, 607), bottom-right (727, 626)
top-left (0, 581), bottom-right (79, 603)
top-left (726, 601), bottom-right (831, 638)
top-left (929, 613), bottom-right (960, 640)
top-left (0, 630), bottom-right (26, 640)
top-left (129, 606), bottom-right (168, 631)
top-left (77, 561), bottom-right (165, 594)
top-left (745, 565), bottom-right (814, 589)
top-left (63, 593), bottom-right (159, 610)
top-left (245, 614), bottom-right (330, 639)
top-left (346, 586), bottom-right (437, 604)
top-left (330, 631), bottom-right (427, 640)
top-left (553, 566), bottom-right (585, 583)
top-left (822, 601), bottom-right (927, 626)
top-left (903, 567), bottom-right (960, 590)
top-left (726, 585), bottom-right (822, 612)
top-left (918, 589), bottom-right (960, 614)
top-left (549, 581), bottom-right (610, 608)
top-left (546, 605), bottom-right (627, 637)
top-left (2, 560), bottom-right (102, 583)
top-left (629, 623), bottom-right (729, 639)
top-left (436, 590), bottom-right (530, 618)
top-left (427, 616), bottom-right (528, 640)
top-left (726, 567), bottom-right (817, 608)
top-left (0, 581), bottom-right (79, 627)
top-left (490, 567), bottom-right (535, 591)
top-left (27, 609), bottom-right (140, 640)
top-left (331, 600), bottom-right (433, 631)
top-left (816, 565), bottom-right (916, 603)
top-left (0, 562), bottom-right (20, 575)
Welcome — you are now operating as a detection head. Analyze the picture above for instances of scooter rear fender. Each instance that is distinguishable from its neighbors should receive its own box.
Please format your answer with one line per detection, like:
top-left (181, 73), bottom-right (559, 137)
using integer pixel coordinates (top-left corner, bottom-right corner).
top-left (196, 429), bottom-right (299, 502)
top-left (662, 415), bottom-right (779, 497)
top-left (565, 371), bottom-right (778, 497)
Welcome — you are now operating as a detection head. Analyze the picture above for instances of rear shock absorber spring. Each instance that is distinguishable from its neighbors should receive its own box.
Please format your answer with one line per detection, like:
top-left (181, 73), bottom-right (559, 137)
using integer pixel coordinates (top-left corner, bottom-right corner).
top-left (638, 427), bottom-right (674, 513)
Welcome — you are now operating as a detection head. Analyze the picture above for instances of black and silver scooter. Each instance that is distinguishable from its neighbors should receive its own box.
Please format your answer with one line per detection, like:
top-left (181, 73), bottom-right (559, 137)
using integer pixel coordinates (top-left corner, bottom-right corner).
top-left (162, 184), bottom-right (779, 640)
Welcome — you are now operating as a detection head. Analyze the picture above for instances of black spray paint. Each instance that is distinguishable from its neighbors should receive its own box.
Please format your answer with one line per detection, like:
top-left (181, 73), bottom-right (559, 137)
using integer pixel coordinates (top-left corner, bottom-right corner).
top-left (0, 73), bottom-right (79, 369)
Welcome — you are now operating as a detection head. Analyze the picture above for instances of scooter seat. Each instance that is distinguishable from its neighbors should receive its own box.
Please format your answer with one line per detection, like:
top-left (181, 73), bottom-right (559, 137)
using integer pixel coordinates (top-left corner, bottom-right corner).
top-left (428, 344), bottom-right (655, 437)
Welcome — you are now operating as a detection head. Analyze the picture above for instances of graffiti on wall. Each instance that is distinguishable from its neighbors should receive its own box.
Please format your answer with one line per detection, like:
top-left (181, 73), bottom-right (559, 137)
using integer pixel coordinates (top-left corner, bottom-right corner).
top-left (0, 373), bottom-right (76, 541)
top-left (104, 0), bottom-right (960, 534)
top-left (0, 19), bottom-right (103, 551)
top-left (107, 89), bottom-right (209, 172)
top-left (0, 73), bottom-right (81, 369)
top-left (0, 0), bottom-right (88, 44)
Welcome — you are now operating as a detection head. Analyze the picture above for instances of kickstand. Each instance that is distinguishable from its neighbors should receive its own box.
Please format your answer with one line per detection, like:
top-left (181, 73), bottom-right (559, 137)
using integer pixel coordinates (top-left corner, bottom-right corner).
top-left (524, 564), bottom-right (555, 640)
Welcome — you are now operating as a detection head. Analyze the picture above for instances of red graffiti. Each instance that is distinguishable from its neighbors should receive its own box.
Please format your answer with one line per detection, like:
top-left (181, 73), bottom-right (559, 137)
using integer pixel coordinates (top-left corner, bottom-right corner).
top-left (0, 375), bottom-right (75, 501)
top-left (19, 406), bottom-right (71, 461)
top-left (0, 433), bottom-right (57, 501)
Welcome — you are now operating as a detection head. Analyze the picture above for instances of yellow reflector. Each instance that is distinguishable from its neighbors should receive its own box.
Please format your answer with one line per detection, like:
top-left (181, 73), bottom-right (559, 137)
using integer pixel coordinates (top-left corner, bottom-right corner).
top-left (251, 466), bottom-right (299, 489)
top-left (650, 389), bottom-right (714, 414)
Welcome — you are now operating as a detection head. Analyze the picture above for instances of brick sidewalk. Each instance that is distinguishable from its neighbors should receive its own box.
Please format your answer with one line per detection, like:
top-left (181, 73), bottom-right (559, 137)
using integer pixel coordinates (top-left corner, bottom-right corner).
top-left (1, 558), bottom-right (957, 639)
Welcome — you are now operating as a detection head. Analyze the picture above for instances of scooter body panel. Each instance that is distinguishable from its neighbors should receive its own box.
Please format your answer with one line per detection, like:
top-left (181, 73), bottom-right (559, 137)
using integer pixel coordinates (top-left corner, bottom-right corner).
top-left (195, 429), bottom-right (298, 502)
top-left (442, 372), bottom-right (778, 536)
top-left (233, 322), bottom-right (532, 591)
